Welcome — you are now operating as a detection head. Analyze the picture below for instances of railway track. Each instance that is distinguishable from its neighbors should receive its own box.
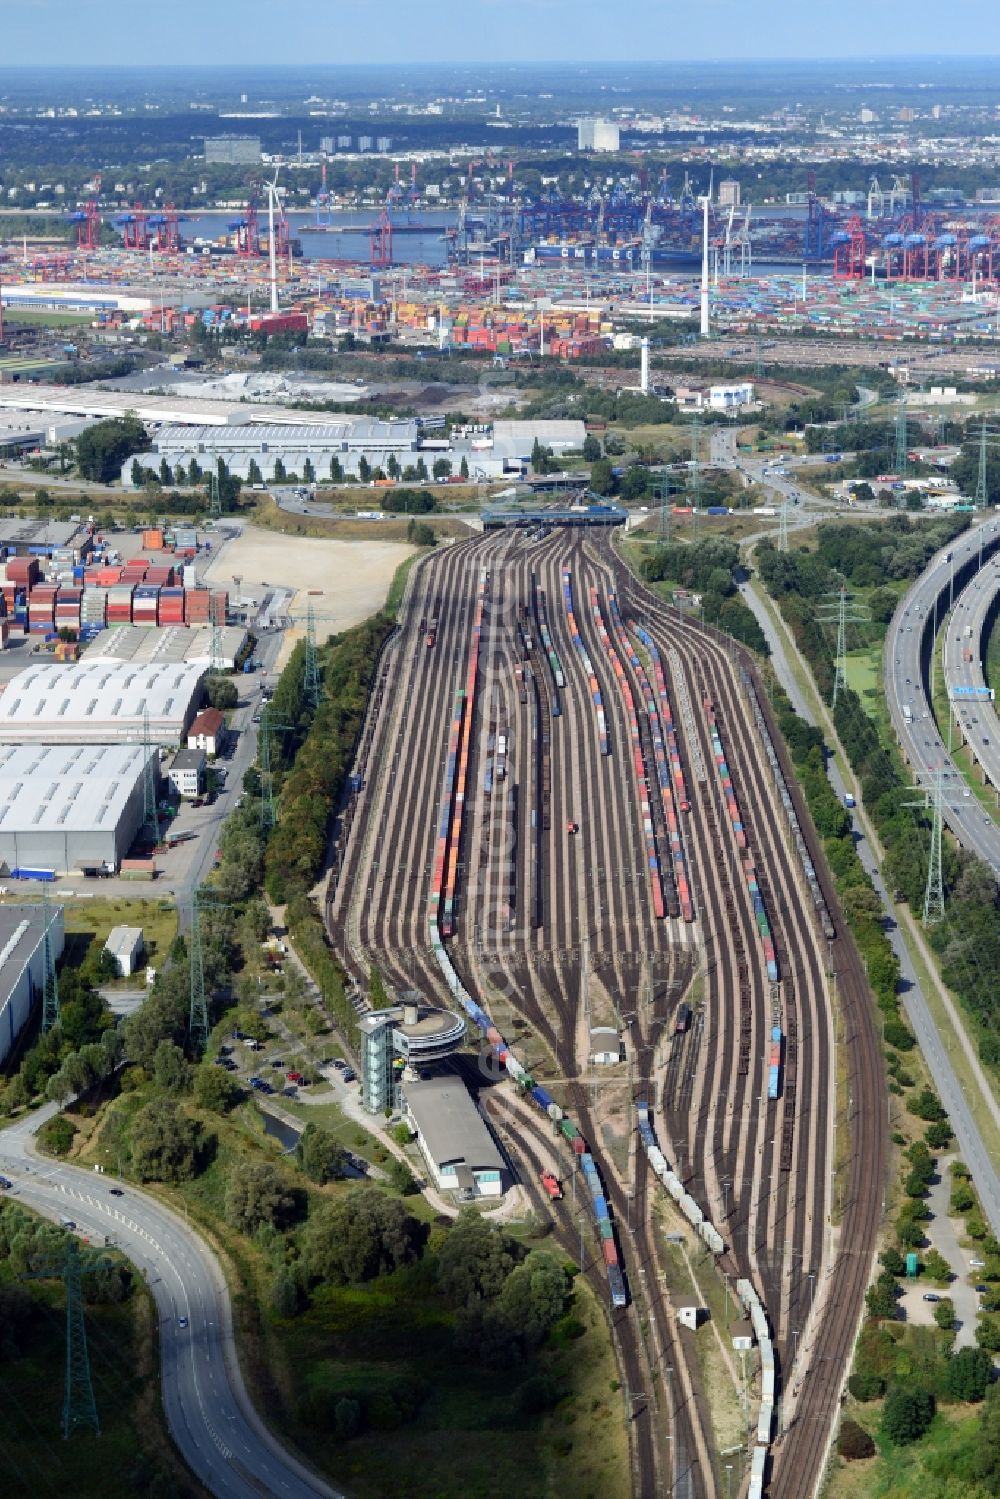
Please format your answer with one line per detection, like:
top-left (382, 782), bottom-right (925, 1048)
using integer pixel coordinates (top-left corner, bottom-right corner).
top-left (326, 526), bottom-right (885, 1499)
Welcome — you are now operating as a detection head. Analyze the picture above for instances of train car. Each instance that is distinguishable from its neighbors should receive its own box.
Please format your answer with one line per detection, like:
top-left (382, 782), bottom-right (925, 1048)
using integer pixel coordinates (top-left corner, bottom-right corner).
top-left (674, 1002), bottom-right (692, 1035)
top-left (541, 1170), bottom-right (562, 1200)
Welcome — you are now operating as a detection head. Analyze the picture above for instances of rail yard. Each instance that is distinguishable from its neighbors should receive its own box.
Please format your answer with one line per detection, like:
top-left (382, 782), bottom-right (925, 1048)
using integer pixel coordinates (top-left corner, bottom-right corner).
top-left (327, 525), bottom-right (886, 1498)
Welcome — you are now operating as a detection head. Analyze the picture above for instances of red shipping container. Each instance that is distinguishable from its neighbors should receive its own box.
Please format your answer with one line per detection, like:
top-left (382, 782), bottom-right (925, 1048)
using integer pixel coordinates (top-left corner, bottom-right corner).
top-left (602, 1240), bottom-right (618, 1268)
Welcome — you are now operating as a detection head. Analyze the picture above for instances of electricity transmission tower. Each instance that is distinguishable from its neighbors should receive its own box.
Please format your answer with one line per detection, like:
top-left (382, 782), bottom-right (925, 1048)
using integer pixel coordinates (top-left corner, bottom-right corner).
top-left (257, 708), bottom-right (299, 832)
top-left (23, 1238), bottom-right (106, 1437)
top-left (903, 770), bottom-right (946, 925)
top-left (818, 583), bottom-right (868, 708)
top-left (303, 601), bottom-right (322, 709)
top-left (40, 880), bottom-right (61, 1033)
top-left (894, 390), bottom-right (908, 489)
top-left (188, 889), bottom-right (209, 1049)
top-left (208, 469), bottom-right (222, 520)
top-left (688, 414), bottom-right (702, 510)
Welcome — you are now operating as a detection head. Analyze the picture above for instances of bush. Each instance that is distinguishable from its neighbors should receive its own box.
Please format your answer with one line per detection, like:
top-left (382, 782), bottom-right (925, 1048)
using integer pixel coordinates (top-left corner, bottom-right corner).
top-left (838, 1419), bottom-right (876, 1460)
top-left (38, 1114), bottom-right (76, 1156)
top-left (224, 1162), bottom-right (301, 1235)
top-left (515, 1374), bottom-right (563, 1416)
top-left (933, 1298), bottom-right (956, 1332)
top-left (947, 1346), bottom-right (993, 1402)
top-left (848, 1371), bottom-right (886, 1402)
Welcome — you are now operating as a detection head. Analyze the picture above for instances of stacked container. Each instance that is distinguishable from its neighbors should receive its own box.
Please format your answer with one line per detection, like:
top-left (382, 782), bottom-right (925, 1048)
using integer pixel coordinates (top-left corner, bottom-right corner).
top-left (157, 587), bottom-right (185, 626)
top-left (124, 558), bottom-right (149, 585)
top-left (28, 583), bottom-right (57, 636)
top-left (94, 566), bottom-right (123, 586)
top-left (107, 582), bottom-right (135, 625)
top-left (132, 584), bottom-right (160, 625)
top-left (55, 587), bottom-right (82, 635)
top-left (142, 529), bottom-right (164, 550)
top-left (145, 564), bottom-right (175, 587)
top-left (7, 557), bottom-right (40, 590)
top-left (175, 529), bottom-right (197, 551)
top-left (184, 587), bottom-right (212, 625)
top-left (80, 587), bottom-right (108, 637)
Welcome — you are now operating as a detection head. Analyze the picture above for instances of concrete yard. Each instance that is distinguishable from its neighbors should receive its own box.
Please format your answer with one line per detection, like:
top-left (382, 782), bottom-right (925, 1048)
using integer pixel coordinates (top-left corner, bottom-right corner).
top-left (203, 525), bottom-right (414, 661)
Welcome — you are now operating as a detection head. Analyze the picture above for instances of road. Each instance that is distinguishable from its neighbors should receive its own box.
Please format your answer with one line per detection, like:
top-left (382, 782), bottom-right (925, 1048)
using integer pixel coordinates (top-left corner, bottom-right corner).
top-left (884, 516), bottom-right (1000, 873)
top-left (0, 1104), bottom-right (342, 1499)
top-left (741, 578), bottom-right (1000, 1238)
top-left (943, 555), bottom-right (1000, 796)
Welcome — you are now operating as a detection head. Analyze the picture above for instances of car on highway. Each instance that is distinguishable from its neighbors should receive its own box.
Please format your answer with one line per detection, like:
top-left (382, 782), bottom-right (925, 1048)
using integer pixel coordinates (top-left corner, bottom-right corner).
top-left (109, 1187), bottom-right (124, 1197)
top-left (0, 1175), bottom-right (11, 1190)
top-left (177, 1316), bottom-right (188, 1328)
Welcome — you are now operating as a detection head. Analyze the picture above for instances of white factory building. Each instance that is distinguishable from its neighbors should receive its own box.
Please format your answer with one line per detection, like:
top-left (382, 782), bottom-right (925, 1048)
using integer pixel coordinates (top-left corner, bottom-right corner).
top-left (403, 1074), bottom-right (507, 1198)
top-left (82, 624), bottom-right (248, 673)
top-left (0, 744), bottom-right (158, 875)
top-left (0, 904), bottom-right (65, 1066)
top-left (125, 418), bottom-right (421, 483)
top-left (0, 661), bottom-right (205, 747)
top-left (577, 118), bottom-right (620, 152)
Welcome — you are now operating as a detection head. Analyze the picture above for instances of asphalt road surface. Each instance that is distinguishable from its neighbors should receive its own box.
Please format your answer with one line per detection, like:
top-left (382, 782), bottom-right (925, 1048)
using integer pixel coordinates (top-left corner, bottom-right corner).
top-left (884, 516), bottom-right (1000, 873)
top-left (0, 1103), bottom-right (342, 1499)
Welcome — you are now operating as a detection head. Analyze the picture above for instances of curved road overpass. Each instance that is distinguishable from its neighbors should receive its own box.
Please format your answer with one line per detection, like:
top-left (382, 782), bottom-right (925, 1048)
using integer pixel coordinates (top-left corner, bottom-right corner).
top-left (885, 516), bottom-right (1000, 873)
top-left (0, 1105), bottom-right (341, 1499)
top-left (943, 557), bottom-right (1000, 795)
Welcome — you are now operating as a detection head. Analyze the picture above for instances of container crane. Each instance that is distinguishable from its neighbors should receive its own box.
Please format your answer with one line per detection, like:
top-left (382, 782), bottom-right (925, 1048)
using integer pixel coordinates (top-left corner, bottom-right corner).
top-left (68, 176), bottom-right (102, 250)
top-left (113, 201), bottom-right (148, 251)
top-left (231, 185), bottom-right (261, 258)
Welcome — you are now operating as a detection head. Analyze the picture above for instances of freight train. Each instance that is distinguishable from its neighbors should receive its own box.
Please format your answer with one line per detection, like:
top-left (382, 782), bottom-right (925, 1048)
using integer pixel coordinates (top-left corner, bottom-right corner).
top-left (428, 565), bottom-right (627, 1310)
top-left (743, 672), bottom-right (835, 943)
top-left (561, 566), bottom-right (608, 754)
top-left (735, 1277), bottom-right (777, 1499)
top-left (628, 619), bottom-right (695, 921)
top-left (635, 1100), bottom-right (724, 1255)
top-left (704, 697), bottom-right (779, 982)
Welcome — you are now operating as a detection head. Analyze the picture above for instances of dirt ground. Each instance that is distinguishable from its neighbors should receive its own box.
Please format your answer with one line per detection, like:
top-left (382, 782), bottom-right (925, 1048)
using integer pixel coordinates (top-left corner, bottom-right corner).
top-left (204, 525), bottom-right (414, 664)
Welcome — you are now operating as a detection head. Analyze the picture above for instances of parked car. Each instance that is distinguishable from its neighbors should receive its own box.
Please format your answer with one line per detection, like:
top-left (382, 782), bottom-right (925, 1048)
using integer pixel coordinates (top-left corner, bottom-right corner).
top-left (922, 1293), bottom-right (941, 1303)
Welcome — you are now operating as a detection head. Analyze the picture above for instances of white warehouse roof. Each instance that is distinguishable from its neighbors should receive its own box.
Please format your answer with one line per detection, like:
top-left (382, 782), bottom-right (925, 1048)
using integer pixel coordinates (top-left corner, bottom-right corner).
top-left (0, 661), bottom-right (205, 745)
top-left (0, 744), bottom-right (157, 836)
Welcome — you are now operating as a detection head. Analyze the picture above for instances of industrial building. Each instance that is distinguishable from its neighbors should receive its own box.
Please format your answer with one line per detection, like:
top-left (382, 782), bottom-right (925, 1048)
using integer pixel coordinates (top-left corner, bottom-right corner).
top-left (0, 903), bottom-right (65, 1066)
top-left (203, 135), bottom-right (261, 165)
top-left (0, 661), bottom-right (205, 747)
top-left (0, 744), bottom-right (157, 875)
top-left (358, 999), bottom-right (466, 1115)
top-left (126, 418), bottom-right (422, 483)
top-left (0, 285), bottom-right (211, 317)
top-left (402, 1073), bottom-right (507, 1198)
top-left (83, 625), bottom-right (248, 672)
top-left (577, 118), bottom-right (620, 152)
top-left (0, 519), bottom-right (90, 559)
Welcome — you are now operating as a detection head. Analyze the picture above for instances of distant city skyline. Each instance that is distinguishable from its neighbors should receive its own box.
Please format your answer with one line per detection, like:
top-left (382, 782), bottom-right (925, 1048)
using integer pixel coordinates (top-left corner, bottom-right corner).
top-left (7, 2), bottom-right (1000, 67)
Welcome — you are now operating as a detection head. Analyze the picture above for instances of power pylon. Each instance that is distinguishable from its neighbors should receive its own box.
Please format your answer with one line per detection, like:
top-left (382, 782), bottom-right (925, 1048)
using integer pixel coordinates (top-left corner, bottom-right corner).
top-left (141, 708), bottom-right (158, 842)
top-left (208, 469), bottom-right (222, 520)
top-left (40, 880), bottom-right (61, 1033)
top-left (657, 483), bottom-right (672, 541)
top-left (976, 421), bottom-right (990, 510)
top-left (688, 415), bottom-right (702, 509)
top-left (818, 583), bottom-right (868, 708)
top-left (903, 770), bottom-right (946, 925)
top-left (303, 601), bottom-right (322, 709)
top-left (755, 339), bottom-right (765, 380)
top-left (23, 1238), bottom-right (105, 1437)
top-left (779, 502), bottom-right (790, 553)
top-left (188, 889), bottom-right (209, 1050)
top-left (894, 390), bottom-right (908, 487)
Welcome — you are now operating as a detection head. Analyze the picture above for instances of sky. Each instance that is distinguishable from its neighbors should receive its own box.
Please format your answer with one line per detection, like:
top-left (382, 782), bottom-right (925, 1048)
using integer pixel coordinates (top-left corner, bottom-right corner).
top-left (7, 1), bottom-right (1000, 67)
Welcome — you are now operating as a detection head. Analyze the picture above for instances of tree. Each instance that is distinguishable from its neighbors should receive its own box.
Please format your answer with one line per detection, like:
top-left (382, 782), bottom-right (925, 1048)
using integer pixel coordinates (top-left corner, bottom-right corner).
top-left (302, 1189), bottom-right (423, 1285)
top-left (247, 458), bottom-right (263, 487)
top-left (152, 1040), bottom-right (191, 1095)
top-left (837, 1419), bottom-right (876, 1460)
top-left (933, 1297), bottom-right (956, 1331)
top-left (387, 1157), bottom-right (417, 1195)
top-left (205, 676), bottom-right (238, 710)
top-left (432, 457), bottom-right (452, 480)
top-left (497, 1251), bottom-right (569, 1349)
top-left (187, 459), bottom-right (202, 487)
top-left (159, 457), bottom-right (172, 487)
top-left (333, 1397), bottom-right (362, 1440)
top-left (130, 1098), bottom-right (207, 1184)
top-left (880, 1247), bottom-right (906, 1276)
top-left (923, 1249), bottom-right (951, 1285)
top-left (977, 1318), bottom-right (1000, 1353)
top-left (866, 1268), bottom-right (899, 1320)
top-left (436, 1210), bottom-right (516, 1308)
top-left (925, 1118), bottom-right (953, 1150)
top-left (910, 1088), bottom-right (946, 1122)
top-left (270, 1270), bottom-right (300, 1318)
top-left (947, 1346), bottom-right (994, 1403)
top-left (951, 1182), bottom-right (976, 1215)
top-left (583, 433), bottom-right (602, 462)
top-left (193, 1065), bottom-right (241, 1114)
top-left (330, 455), bottom-right (343, 483)
top-left (224, 1162), bottom-right (299, 1235)
top-left (76, 416), bottom-right (149, 483)
top-left (296, 1122), bottom-right (345, 1184)
top-left (459, 455), bottom-right (469, 479)
top-left (358, 455), bottom-right (371, 483)
top-left (386, 454), bottom-right (401, 481)
top-left (303, 457), bottom-right (316, 484)
top-left (273, 456), bottom-right (287, 483)
top-left (406, 519), bottom-right (435, 547)
top-left (881, 1386), bottom-right (935, 1444)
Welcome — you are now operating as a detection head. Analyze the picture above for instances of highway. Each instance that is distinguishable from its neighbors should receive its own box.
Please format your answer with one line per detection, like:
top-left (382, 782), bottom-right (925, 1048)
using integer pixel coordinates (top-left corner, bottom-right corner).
top-left (742, 580), bottom-right (1000, 1240)
top-left (884, 516), bottom-right (1000, 873)
top-left (0, 1104), bottom-right (342, 1499)
top-left (943, 557), bottom-right (1000, 794)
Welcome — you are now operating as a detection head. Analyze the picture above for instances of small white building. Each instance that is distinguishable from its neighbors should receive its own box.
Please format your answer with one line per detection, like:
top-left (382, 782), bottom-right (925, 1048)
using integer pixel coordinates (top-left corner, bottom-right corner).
top-left (168, 747), bottom-right (206, 800)
top-left (104, 925), bottom-right (144, 977)
top-left (187, 706), bottom-right (226, 758)
top-left (403, 1074), bottom-right (507, 1198)
top-left (708, 382), bottom-right (755, 411)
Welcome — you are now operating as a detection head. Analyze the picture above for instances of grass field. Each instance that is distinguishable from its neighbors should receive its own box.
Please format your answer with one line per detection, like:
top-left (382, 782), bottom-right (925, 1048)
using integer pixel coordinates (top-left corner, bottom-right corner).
top-left (251, 494), bottom-right (475, 543)
top-left (825, 1398), bottom-right (983, 1499)
top-left (5, 310), bottom-right (92, 327)
top-left (52, 896), bottom-right (177, 976)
